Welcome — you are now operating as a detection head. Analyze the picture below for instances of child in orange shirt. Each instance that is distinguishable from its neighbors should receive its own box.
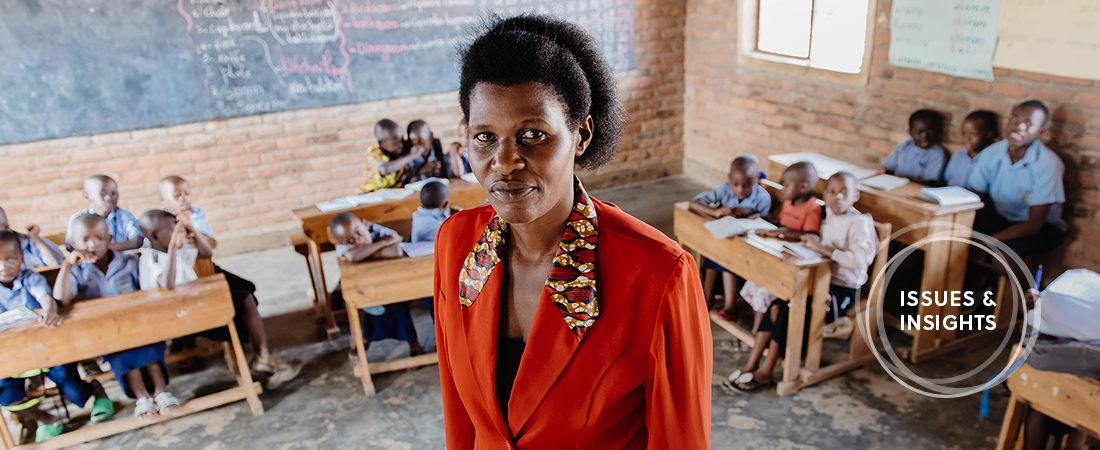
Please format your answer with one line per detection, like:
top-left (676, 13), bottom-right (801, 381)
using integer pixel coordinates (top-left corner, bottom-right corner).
top-left (726, 161), bottom-right (822, 391)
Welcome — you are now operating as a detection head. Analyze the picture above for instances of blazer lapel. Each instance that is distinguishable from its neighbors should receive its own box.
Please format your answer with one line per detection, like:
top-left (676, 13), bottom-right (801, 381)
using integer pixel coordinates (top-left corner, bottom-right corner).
top-left (506, 285), bottom-right (584, 436)
top-left (459, 263), bottom-right (513, 440)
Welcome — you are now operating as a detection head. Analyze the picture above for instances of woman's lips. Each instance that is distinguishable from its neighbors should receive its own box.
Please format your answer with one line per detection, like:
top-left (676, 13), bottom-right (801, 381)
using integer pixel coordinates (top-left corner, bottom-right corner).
top-left (490, 182), bottom-right (537, 202)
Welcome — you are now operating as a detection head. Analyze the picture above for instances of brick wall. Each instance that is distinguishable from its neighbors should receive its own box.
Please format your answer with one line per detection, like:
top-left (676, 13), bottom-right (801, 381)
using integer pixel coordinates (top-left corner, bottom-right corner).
top-left (2, 0), bottom-right (685, 255)
top-left (683, 0), bottom-right (1100, 273)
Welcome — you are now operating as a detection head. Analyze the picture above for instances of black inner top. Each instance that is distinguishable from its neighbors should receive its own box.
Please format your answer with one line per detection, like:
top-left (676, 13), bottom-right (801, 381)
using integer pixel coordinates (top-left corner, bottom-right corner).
top-left (496, 336), bottom-right (526, 425)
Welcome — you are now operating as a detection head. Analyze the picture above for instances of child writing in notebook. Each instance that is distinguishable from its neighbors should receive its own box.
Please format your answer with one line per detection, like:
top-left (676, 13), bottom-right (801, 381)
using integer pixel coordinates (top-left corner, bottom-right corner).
top-left (66, 174), bottom-right (143, 251)
top-left (884, 109), bottom-right (947, 185)
top-left (54, 214), bottom-right (177, 420)
top-left (689, 156), bottom-right (771, 320)
top-left (944, 110), bottom-right (999, 188)
top-left (157, 176), bottom-right (301, 387)
top-left (412, 181), bottom-right (461, 243)
top-left (0, 206), bottom-right (64, 269)
top-left (725, 161), bottom-right (821, 389)
top-left (800, 172), bottom-right (878, 338)
top-left (328, 212), bottom-right (424, 359)
top-left (0, 231), bottom-right (114, 442)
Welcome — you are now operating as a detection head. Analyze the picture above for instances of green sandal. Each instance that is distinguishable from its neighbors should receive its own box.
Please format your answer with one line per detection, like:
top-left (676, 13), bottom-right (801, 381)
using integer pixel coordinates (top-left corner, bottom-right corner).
top-left (35, 422), bottom-right (63, 443)
top-left (90, 397), bottom-right (115, 423)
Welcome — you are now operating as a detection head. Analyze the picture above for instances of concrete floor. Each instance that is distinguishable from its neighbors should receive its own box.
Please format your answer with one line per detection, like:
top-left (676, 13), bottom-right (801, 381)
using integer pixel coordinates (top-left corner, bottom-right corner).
top-left (49, 175), bottom-right (1017, 449)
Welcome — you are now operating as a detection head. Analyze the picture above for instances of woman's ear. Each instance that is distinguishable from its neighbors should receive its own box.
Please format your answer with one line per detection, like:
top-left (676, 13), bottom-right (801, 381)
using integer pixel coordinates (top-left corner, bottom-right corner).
top-left (575, 115), bottom-right (594, 157)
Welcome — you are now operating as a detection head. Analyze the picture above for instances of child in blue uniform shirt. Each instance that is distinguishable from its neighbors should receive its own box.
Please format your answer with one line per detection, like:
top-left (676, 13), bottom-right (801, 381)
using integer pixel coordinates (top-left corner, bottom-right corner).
top-left (968, 100), bottom-right (1066, 257)
top-left (54, 214), bottom-right (178, 420)
top-left (328, 212), bottom-right (425, 359)
top-left (944, 110), bottom-right (999, 188)
top-left (411, 181), bottom-right (461, 243)
top-left (0, 206), bottom-right (64, 268)
top-left (884, 109), bottom-right (947, 184)
top-left (0, 231), bottom-right (114, 442)
top-left (688, 156), bottom-right (772, 320)
top-left (66, 175), bottom-right (143, 251)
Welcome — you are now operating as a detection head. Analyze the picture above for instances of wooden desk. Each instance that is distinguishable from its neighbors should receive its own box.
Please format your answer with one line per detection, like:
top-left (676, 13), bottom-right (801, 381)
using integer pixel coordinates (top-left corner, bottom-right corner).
top-left (996, 351), bottom-right (1100, 449)
top-left (337, 256), bottom-right (438, 396)
top-left (674, 203), bottom-right (858, 396)
top-left (769, 154), bottom-right (985, 363)
top-left (0, 275), bottom-right (262, 450)
top-left (292, 180), bottom-right (486, 339)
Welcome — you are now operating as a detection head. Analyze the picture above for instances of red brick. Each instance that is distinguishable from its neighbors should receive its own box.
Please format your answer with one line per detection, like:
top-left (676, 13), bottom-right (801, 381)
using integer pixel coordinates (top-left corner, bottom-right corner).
top-left (1050, 75), bottom-right (1095, 86)
top-left (1073, 92), bottom-right (1100, 109)
top-left (1012, 70), bottom-right (1050, 82)
top-left (993, 82), bottom-right (1029, 99)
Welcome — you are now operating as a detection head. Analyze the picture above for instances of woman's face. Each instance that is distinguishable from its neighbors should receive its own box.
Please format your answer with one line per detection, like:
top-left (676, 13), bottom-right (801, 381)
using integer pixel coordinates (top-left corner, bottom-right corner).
top-left (467, 82), bottom-right (592, 225)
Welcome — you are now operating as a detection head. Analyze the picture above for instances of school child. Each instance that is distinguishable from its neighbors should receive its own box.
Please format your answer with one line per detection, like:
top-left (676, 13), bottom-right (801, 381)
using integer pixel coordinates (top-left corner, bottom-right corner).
top-left (944, 110), bottom-right (999, 188)
top-left (156, 177), bottom-right (301, 388)
top-left (137, 211), bottom-right (206, 290)
top-left (968, 100), bottom-right (1066, 258)
top-left (447, 118), bottom-right (472, 178)
top-left (328, 212), bottom-right (424, 359)
top-left (358, 119), bottom-right (428, 193)
top-left (66, 175), bottom-right (143, 251)
top-left (0, 231), bottom-right (115, 442)
top-left (0, 205), bottom-right (63, 268)
top-left (411, 181), bottom-right (460, 243)
top-left (884, 109), bottom-right (948, 184)
top-left (407, 119), bottom-right (449, 181)
top-left (799, 172), bottom-right (878, 337)
top-left (53, 214), bottom-right (176, 420)
top-left (727, 161), bottom-right (822, 389)
top-left (688, 156), bottom-right (771, 320)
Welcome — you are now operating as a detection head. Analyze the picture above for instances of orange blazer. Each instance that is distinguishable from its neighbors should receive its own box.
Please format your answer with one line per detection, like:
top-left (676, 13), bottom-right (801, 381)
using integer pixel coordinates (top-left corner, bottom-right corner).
top-left (434, 198), bottom-right (712, 449)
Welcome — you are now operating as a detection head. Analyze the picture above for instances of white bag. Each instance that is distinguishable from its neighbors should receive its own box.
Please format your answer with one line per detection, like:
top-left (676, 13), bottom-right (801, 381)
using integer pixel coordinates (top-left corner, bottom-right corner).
top-left (1027, 269), bottom-right (1100, 342)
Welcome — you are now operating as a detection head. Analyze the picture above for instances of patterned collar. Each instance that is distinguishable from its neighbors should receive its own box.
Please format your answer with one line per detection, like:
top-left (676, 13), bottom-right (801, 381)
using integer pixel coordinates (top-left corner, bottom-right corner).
top-left (458, 178), bottom-right (600, 340)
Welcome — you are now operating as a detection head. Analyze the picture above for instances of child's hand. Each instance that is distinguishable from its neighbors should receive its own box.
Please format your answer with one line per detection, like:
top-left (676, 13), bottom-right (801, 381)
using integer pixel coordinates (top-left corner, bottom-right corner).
top-left (171, 222), bottom-right (189, 249)
top-left (450, 206), bottom-right (463, 214)
top-left (40, 309), bottom-right (62, 328)
top-left (714, 206), bottom-right (734, 218)
top-left (383, 234), bottom-right (400, 246)
top-left (418, 160), bottom-right (443, 176)
top-left (731, 207), bottom-right (756, 218)
top-left (409, 144), bottom-right (429, 159)
top-left (800, 234), bottom-right (825, 253)
top-left (1026, 290), bottom-right (1040, 309)
top-left (66, 250), bottom-right (96, 265)
top-left (26, 224), bottom-right (42, 239)
top-left (754, 229), bottom-right (778, 238)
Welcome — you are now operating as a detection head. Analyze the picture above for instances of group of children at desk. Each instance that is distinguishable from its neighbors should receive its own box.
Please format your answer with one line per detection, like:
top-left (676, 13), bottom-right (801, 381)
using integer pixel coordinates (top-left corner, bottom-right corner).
top-left (0, 174), bottom-right (301, 443)
top-left (358, 117), bottom-right (472, 194)
top-left (695, 99), bottom-right (1069, 393)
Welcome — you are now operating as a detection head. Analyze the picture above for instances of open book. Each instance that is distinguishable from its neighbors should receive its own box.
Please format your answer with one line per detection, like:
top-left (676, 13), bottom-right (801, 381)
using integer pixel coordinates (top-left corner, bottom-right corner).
top-left (315, 189), bottom-right (417, 212)
top-left (400, 241), bottom-right (436, 257)
top-left (703, 216), bottom-right (777, 239)
top-left (920, 186), bottom-right (981, 206)
top-left (404, 177), bottom-right (449, 191)
top-left (744, 234), bottom-right (825, 263)
top-left (0, 307), bottom-right (39, 332)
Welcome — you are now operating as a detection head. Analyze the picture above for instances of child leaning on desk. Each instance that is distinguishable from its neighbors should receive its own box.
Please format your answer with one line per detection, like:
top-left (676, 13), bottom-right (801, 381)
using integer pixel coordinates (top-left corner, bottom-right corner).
top-left (689, 156), bottom-right (771, 321)
top-left (0, 205), bottom-right (64, 269)
top-left (724, 161), bottom-right (822, 393)
top-left (53, 214), bottom-right (178, 421)
top-left (328, 212), bottom-right (426, 359)
top-left (0, 231), bottom-right (115, 443)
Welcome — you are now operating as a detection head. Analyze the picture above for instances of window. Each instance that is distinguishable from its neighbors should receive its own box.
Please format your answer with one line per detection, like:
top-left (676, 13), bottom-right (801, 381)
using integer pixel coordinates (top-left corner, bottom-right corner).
top-left (740, 0), bottom-right (875, 77)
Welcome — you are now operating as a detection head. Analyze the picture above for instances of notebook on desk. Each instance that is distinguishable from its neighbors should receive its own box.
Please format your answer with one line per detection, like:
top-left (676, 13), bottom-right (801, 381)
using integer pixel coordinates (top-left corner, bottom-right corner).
top-left (919, 186), bottom-right (981, 206)
top-left (703, 216), bottom-right (777, 239)
top-left (861, 174), bottom-right (910, 191)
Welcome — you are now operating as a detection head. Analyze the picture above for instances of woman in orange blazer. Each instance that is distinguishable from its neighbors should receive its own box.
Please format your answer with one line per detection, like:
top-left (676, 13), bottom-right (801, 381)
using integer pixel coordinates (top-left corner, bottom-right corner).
top-left (433, 15), bottom-right (712, 449)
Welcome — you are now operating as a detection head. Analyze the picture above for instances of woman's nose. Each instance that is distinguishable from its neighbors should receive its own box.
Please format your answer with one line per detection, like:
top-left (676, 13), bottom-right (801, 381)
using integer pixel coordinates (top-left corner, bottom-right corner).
top-left (491, 140), bottom-right (525, 175)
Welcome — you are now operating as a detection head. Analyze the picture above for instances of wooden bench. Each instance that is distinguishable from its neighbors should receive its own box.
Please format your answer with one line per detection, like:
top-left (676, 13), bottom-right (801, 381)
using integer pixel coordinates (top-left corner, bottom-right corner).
top-left (338, 255), bottom-right (438, 396)
top-left (292, 180), bottom-right (486, 339)
top-left (0, 274), bottom-right (263, 449)
top-left (996, 349), bottom-right (1100, 449)
top-left (769, 153), bottom-right (986, 363)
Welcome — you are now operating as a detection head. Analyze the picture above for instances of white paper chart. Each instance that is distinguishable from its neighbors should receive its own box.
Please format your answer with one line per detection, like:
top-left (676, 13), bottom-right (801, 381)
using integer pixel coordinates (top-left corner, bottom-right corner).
top-left (888, 0), bottom-right (1003, 80)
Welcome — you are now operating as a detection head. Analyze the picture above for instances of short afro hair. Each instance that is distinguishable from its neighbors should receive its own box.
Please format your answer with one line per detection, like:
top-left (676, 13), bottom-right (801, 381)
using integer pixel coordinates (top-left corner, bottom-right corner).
top-left (458, 14), bottom-right (625, 170)
top-left (419, 181), bottom-right (450, 209)
top-left (1015, 100), bottom-right (1050, 125)
top-left (964, 110), bottom-right (1000, 139)
top-left (0, 230), bottom-right (21, 254)
top-left (909, 109), bottom-right (944, 129)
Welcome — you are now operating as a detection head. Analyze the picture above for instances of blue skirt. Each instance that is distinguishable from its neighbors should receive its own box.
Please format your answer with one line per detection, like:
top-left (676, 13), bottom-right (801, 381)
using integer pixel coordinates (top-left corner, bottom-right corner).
top-left (363, 303), bottom-right (417, 342)
top-left (104, 342), bottom-right (168, 398)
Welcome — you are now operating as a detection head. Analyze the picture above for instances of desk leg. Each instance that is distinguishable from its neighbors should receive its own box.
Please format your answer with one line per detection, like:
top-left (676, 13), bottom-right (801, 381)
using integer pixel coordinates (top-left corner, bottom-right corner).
top-left (227, 321), bottom-right (265, 416)
top-left (0, 410), bottom-right (15, 449)
top-left (778, 268), bottom-right (810, 397)
top-left (995, 393), bottom-right (1025, 450)
top-left (911, 222), bottom-right (951, 363)
top-left (307, 240), bottom-right (340, 340)
top-left (347, 307), bottom-right (376, 396)
top-left (804, 265), bottom-right (830, 372)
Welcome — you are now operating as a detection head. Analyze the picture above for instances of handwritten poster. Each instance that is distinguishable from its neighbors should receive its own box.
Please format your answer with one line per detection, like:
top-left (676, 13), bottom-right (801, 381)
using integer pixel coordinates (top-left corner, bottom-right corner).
top-left (889, 0), bottom-right (1002, 80)
top-left (993, 0), bottom-right (1100, 80)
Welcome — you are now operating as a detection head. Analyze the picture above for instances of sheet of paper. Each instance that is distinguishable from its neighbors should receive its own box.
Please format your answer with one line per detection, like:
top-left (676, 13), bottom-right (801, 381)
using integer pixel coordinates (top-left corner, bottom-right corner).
top-left (404, 177), bottom-right (449, 191)
top-left (400, 241), bottom-right (436, 257)
top-left (768, 153), bottom-right (879, 180)
top-left (374, 189), bottom-right (415, 200)
top-left (920, 186), bottom-right (982, 206)
top-left (744, 233), bottom-right (787, 258)
top-left (862, 174), bottom-right (911, 191)
top-left (993, 0), bottom-right (1100, 80)
top-left (888, 0), bottom-right (1002, 81)
top-left (316, 198), bottom-right (354, 212)
top-left (0, 307), bottom-right (39, 332)
top-left (703, 216), bottom-right (777, 240)
top-left (461, 172), bottom-right (479, 184)
top-left (344, 193), bottom-right (386, 206)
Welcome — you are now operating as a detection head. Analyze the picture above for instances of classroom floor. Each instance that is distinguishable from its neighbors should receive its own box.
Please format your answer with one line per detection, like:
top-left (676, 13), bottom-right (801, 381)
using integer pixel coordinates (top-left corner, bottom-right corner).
top-left (53, 175), bottom-right (1013, 449)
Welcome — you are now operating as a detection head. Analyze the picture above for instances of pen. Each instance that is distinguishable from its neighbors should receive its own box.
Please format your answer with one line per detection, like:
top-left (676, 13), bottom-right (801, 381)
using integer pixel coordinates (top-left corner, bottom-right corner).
top-left (1033, 265), bottom-right (1043, 291)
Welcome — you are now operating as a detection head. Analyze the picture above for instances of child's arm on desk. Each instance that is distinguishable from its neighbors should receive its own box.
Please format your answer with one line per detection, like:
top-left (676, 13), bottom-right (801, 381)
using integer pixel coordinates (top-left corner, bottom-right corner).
top-left (26, 225), bottom-right (64, 266)
top-left (109, 237), bottom-right (144, 252)
top-left (688, 200), bottom-right (732, 219)
top-left (801, 226), bottom-right (874, 270)
top-left (53, 250), bottom-right (93, 305)
top-left (755, 228), bottom-right (813, 242)
top-left (342, 234), bottom-right (403, 262)
top-left (34, 292), bottom-right (62, 328)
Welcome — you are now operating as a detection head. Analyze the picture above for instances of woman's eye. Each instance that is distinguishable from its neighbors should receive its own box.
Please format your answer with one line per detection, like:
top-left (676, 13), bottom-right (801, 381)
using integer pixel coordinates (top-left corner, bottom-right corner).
top-left (473, 132), bottom-right (495, 143)
top-left (520, 129), bottom-right (546, 142)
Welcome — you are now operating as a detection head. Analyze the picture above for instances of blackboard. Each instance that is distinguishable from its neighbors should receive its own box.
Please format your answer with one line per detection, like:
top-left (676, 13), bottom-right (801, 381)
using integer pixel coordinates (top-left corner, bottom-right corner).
top-left (0, 0), bottom-right (635, 145)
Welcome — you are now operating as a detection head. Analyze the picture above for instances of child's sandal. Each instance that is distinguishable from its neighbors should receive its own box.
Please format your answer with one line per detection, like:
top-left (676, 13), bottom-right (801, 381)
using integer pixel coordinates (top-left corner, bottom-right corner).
top-left (34, 422), bottom-right (64, 443)
top-left (154, 392), bottom-right (181, 414)
top-left (134, 397), bottom-right (157, 420)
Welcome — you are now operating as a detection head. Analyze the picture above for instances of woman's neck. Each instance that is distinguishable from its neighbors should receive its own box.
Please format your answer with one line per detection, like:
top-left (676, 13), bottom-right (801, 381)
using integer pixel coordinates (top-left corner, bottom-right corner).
top-left (508, 191), bottom-right (574, 262)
